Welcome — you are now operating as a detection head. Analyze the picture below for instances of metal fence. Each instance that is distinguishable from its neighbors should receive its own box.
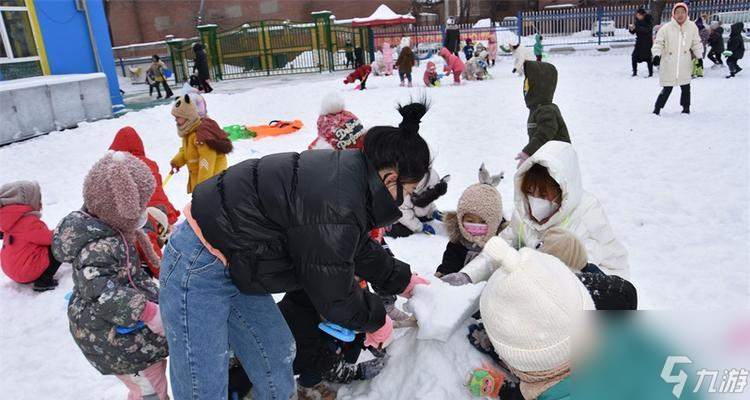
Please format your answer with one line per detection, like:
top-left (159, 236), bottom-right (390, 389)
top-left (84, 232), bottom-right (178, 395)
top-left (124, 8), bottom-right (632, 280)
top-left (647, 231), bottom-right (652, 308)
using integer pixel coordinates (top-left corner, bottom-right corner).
top-left (517, 0), bottom-right (750, 48)
top-left (366, 0), bottom-right (748, 57)
top-left (112, 0), bottom-right (747, 84)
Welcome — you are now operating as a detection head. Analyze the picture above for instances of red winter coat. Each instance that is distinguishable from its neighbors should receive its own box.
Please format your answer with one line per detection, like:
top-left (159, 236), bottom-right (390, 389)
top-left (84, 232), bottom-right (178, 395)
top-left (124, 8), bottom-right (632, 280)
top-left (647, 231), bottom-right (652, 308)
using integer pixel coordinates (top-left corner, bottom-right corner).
top-left (344, 64), bottom-right (372, 84)
top-left (439, 47), bottom-right (465, 75)
top-left (0, 204), bottom-right (52, 283)
top-left (109, 127), bottom-right (180, 224)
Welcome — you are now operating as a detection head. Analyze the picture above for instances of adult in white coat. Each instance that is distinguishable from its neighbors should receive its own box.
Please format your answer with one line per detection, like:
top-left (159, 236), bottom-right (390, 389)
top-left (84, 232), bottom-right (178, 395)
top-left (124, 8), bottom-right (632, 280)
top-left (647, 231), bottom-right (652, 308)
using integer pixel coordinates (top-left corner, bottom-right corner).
top-left (652, 2), bottom-right (703, 115)
top-left (455, 141), bottom-right (630, 282)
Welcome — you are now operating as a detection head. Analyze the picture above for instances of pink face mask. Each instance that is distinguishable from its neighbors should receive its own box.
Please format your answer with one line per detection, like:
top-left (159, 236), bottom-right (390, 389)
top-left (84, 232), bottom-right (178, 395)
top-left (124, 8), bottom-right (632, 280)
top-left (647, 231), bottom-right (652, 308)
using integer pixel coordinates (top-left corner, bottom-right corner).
top-left (463, 222), bottom-right (489, 237)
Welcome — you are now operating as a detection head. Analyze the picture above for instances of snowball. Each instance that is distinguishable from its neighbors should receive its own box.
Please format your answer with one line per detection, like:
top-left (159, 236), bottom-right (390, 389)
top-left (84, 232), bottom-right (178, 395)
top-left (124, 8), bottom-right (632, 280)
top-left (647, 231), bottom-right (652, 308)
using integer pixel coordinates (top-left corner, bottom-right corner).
top-left (406, 278), bottom-right (487, 342)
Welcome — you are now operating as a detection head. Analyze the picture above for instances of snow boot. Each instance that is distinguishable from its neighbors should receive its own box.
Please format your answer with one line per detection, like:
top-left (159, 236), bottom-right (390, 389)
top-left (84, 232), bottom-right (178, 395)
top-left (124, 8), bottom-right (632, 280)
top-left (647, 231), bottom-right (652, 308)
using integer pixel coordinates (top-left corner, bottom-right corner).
top-left (297, 381), bottom-right (337, 400)
top-left (408, 82), bottom-right (413, 87)
top-left (323, 360), bottom-right (359, 384)
top-left (33, 278), bottom-right (58, 292)
top-left (399, 81), bottom-right (405, 87)
top-left (652, 107), bottom-right (660, 115)
top-left (682, 106), bottom-right (690, 114)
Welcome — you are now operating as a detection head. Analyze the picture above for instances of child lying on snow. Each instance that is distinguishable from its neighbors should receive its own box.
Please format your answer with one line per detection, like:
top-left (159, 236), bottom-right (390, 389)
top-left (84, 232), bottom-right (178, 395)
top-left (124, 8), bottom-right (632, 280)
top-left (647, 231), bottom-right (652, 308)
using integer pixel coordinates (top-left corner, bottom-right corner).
top-left (435, 164), bottom-right (506, 278)
top-left (386, 169), bottom-right (449, 238)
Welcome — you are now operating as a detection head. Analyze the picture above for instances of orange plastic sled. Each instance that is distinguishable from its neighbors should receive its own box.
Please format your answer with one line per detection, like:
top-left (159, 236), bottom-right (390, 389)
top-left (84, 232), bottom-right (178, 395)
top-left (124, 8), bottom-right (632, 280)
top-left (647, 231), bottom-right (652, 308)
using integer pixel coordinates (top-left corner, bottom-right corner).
top-left (246, 120), bottom-right (304, 140)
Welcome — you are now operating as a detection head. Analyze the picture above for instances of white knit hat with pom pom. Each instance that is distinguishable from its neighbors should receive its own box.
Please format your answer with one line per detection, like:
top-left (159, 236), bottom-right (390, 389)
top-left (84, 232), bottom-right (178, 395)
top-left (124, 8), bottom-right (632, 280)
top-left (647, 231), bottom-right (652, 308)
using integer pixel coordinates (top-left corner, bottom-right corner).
top-left (479, 237), bottom-right (595, 372)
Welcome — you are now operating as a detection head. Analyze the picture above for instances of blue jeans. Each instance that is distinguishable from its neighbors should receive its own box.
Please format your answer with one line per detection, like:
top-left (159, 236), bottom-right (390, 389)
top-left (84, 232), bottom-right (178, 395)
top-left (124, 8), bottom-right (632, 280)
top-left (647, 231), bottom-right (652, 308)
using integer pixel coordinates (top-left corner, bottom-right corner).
top-left (160, 222), bottom-right (296, 399)
top-left (399, 71), bottom-right (412, 82)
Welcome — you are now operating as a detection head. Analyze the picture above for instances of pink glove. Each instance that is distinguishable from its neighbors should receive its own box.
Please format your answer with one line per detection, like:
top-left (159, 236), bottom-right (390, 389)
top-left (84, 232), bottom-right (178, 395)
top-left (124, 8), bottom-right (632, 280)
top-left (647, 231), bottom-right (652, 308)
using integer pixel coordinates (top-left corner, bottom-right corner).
top-left (515, 151), bottom-right (530, 168)
top-left (141, 301), bottom-right (165, 337)
top-left (400, 273), bottom-right (431, 299)
top-left (365, 315), bottom-right (394, 349)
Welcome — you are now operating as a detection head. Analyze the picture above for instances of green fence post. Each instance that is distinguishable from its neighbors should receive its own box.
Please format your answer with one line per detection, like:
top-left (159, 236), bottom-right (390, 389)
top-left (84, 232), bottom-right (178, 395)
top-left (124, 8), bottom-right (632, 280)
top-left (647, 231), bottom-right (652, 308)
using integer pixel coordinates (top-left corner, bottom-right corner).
top-left (165, 36), bottom-right (186, 83)
top-left (197, 24), bottom-right (222, 81)
top-left (311, 11), bottom-right (333, 72)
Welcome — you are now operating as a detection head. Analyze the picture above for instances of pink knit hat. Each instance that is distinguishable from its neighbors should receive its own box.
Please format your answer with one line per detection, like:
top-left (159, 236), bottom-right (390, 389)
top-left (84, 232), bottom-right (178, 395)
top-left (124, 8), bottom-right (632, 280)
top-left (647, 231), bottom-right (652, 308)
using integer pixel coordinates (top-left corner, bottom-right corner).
top-left (83, 151), bottom-right (155, 236)
top-left (309, 93), bottom-right (365, 150)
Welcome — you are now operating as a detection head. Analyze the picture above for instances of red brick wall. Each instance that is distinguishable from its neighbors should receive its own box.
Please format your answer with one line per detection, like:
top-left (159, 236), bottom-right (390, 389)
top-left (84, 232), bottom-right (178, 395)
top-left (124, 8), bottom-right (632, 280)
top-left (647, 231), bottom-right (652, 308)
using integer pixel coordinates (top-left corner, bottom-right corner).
top-left (108, 0), bottom-right (414, 46)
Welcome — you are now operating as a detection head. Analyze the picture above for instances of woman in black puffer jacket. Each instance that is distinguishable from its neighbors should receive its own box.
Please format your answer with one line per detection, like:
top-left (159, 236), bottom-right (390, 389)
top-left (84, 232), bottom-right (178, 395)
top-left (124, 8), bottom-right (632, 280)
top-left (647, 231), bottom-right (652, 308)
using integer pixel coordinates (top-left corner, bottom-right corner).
top-left (159, 101), bottom-right (433, 400)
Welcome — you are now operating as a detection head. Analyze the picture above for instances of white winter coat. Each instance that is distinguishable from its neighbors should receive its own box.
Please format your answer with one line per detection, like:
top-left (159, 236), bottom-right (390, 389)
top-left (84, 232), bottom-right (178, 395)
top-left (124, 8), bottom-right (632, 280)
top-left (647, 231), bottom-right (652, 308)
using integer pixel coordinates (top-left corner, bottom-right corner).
top-left (498, 141), bottom-right (630, 278)
top-left (397, 169), bottom-right (440, 232)
top-left (512, 46), bottom-right (535, 76)
top-left (652, 19), bottom-right (703, 87)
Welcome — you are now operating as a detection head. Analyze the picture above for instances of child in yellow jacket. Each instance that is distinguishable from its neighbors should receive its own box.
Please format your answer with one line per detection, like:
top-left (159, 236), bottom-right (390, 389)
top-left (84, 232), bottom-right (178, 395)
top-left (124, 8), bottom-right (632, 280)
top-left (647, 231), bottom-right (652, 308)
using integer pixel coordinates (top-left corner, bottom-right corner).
top-left (170, 94), bottom-right (232, 193)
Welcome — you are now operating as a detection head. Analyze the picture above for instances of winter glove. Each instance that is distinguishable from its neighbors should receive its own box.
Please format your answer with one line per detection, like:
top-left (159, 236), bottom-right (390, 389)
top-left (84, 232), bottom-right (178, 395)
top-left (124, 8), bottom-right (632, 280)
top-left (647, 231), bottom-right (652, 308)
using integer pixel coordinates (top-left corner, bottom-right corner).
top-left (410, 175), bottom-right (451, 208)
top-left (422, 224), bottom-right (436, 235)
top-left (343, 79), bottom-right (349, 84)
top-left (170, 164), bottom-right (180, 174)
top-left (141, 301), bottom-right (165, 337)
top-left (393, 315), bottom-right (418, 329)
top-left (514, 151), bottom-right (530, 168)
top-left (400, 273), bottom-right (431, 298)
top-left (384, 301), bottom-right (411, 322)
top-left (467, 323), bottom-right (495, 356)
top-left (512, 67), bottom-right (517, 73)
top-left (441, 272), bottom-right (472, 286)
top-left (356, 357), bottom-right (388, 380)
top-left (432, 210), bottom-right (445, 222)
top-left (364, 315), bottom-right (394, 349)
top-left (653, 55), bottom-right (661, 66)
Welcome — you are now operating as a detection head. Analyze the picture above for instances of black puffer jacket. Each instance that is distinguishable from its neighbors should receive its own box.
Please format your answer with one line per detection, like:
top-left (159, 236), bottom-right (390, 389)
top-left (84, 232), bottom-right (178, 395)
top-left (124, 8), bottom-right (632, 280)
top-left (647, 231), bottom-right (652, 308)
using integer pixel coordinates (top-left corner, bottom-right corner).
top-left (727, 22), bottom-right (745, 59)
top-left (193, 43), bottom-right (210, 79)
top-left (708, 26), bottom-right (725, 52)
top-left (192, 149), bottom-right (412, 332)
top-left (630, 14), bottom-right (654, 62)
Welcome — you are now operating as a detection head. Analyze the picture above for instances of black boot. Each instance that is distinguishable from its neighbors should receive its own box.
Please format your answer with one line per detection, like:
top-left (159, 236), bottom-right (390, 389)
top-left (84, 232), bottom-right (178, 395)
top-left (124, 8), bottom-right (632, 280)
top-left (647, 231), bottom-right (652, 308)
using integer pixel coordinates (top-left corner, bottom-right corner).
top-left (653, 107), bottom-right (660, 115)
top-left (33, 278), bottom-right (58, 292)
top-left (682, 106), bottom-right (690, 114)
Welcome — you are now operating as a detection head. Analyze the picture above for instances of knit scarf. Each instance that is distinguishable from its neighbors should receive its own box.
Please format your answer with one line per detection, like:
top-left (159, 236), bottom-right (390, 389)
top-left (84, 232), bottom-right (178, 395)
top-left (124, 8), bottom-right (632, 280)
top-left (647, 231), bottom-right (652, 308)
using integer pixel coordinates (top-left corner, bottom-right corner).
top-left (177, 118), bottom-right (201, 138)
top-left (511, 362), bottom-right (570, 400)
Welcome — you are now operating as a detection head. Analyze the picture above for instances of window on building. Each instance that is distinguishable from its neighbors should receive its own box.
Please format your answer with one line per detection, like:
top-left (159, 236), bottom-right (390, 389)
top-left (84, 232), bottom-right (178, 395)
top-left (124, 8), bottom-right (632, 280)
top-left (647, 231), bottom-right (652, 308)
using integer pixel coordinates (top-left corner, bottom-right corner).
top-left (0, 1), bottom-right (26, 7)
top-left (0, 0), bottom-right (43, 80)
top-left (2, 10), bottom-right (37, 57)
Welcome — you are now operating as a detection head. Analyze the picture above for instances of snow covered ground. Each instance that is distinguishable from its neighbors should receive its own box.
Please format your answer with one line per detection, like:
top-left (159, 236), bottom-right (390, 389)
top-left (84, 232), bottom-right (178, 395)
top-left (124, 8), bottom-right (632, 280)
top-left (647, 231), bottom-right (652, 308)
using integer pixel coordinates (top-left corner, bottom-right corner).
top-left (1, 48), bottom-right (748, 399)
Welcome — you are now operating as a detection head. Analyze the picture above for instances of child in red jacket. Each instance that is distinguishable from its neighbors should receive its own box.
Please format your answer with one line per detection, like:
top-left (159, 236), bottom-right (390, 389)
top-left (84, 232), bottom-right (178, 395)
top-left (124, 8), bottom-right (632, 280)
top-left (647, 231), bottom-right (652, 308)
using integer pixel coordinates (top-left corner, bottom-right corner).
top-left (109, 126), bottom-right (180, 277)
top-left (344, 64), bottom-right (372, 90)
top-left (0, 181), bottom-right (61, 291)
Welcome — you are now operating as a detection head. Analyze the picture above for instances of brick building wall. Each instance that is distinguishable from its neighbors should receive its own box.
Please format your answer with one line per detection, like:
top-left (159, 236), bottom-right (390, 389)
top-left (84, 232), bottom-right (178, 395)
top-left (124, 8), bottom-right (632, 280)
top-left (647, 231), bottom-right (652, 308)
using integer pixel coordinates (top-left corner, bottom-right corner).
top-left (107, 0), bottom-right (413, 46)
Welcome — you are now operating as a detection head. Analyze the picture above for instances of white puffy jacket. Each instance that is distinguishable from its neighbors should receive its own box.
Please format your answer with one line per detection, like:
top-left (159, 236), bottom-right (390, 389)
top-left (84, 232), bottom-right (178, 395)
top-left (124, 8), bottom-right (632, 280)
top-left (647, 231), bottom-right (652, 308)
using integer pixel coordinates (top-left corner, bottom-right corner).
top-left (652, 19), bottom-right (703, 87)
top-left (397, 169), bottom-right (440, 232)
top-left (496, 141), bottom-right (630, 278)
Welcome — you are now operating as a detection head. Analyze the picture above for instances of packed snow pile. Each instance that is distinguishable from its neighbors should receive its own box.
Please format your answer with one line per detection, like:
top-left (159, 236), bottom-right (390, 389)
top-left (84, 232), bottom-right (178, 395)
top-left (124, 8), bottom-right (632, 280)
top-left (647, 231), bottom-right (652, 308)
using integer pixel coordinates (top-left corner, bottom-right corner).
top-left (338, 320), bottom-right (491, 400)
top-left (406, 278), bottom-right (487, 342)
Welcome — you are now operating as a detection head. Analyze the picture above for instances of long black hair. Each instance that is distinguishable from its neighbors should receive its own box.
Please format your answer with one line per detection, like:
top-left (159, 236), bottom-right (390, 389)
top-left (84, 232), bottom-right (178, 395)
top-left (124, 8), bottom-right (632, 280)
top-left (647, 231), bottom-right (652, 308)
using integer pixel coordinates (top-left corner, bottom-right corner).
top-left (363, 100), bottom-right (431, 185)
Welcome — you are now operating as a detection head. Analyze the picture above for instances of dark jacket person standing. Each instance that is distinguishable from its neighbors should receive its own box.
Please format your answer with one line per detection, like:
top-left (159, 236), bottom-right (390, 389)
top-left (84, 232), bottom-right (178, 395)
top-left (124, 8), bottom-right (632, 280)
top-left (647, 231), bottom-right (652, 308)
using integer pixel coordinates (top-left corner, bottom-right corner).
top-left (629, 8), bottom-right (654, 77)
top-left (192, 43), bottom-right (213, 93)
top-left (159, 102), bottom-right (433, 399)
